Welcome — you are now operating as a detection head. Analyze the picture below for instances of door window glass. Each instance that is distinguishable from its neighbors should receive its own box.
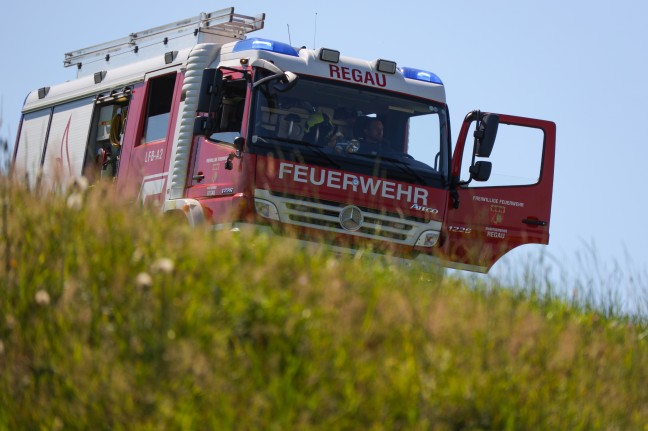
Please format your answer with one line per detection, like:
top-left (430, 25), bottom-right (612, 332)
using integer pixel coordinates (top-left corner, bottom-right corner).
top-left (461, 123), bottom-right (544, 187)
top-left (142, 73), bottom-right (176, 144)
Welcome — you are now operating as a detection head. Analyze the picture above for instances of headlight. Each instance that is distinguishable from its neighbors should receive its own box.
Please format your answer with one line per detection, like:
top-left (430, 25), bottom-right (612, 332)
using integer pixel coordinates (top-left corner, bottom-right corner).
top-left (415, 230), bottom-right (440, 247)
top-left (254, 199), bottom-right (280, 221)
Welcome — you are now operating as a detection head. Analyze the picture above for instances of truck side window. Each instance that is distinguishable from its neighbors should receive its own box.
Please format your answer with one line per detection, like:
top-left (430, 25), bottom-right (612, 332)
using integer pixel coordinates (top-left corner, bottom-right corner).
top-left (142, 73), bottom-right (176, 144)
top-left (407, 113), bottom-right (442, 170)
top-left (217, 79), bottom-right (246, 133)
top-left (84, 90), bottom-right (131, 183)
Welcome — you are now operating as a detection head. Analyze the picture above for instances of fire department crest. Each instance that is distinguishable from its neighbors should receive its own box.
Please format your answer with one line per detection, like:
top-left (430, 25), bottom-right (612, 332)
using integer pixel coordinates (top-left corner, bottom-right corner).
top-left (490, 205), bottom-right (505, 225)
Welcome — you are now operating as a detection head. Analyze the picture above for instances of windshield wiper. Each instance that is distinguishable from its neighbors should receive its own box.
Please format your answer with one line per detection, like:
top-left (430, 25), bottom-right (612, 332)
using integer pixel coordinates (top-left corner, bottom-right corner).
top-left (254, 135), bottom-right (341, 169)
top-left (352, 152), bottom-right (429, 185)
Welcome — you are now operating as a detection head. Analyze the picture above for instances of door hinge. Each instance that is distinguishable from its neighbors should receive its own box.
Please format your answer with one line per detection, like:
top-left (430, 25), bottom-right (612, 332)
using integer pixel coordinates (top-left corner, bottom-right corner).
top-left (450, 190), bottom-right (460, 209)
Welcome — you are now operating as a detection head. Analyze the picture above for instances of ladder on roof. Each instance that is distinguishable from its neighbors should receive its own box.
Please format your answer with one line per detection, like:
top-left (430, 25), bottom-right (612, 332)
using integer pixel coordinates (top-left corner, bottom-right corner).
top-left (64, 7), bottom-right (265, 74)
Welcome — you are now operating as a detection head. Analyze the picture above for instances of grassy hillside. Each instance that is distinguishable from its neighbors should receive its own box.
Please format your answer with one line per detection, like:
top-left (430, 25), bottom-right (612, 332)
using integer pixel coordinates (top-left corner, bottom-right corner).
top-left (0, 177), bottom-right (646, 430)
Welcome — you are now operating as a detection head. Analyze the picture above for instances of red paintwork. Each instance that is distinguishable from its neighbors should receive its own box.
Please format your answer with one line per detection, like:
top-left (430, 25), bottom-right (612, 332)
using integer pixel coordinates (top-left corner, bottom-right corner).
top-left (112, 65), bottom-right (553, 271)
top-left (255, 156), bottom-right (447, 222)
top-left (186, 110), bottom-right (555, 271)
top-left (186, 138), bottom-right (256, 224)
top-left (184, 69), bottom-right (257, 224)
top-left (438, 114), bottom-right (556, 270)
top-left (117, 72), bottom-right (184, 203)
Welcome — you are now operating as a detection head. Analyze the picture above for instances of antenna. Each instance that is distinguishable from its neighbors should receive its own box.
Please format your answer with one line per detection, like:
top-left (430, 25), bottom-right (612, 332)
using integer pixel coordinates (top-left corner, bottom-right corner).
top-left (313, 12), bottom-right (318, 49)
top-left (287, 24), bottom-right (292, 46)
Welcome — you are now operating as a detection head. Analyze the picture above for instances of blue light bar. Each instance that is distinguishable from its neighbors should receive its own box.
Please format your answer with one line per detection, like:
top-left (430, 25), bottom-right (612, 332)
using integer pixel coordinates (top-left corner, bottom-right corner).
top-left (233, 38), bottom-right (299, 57)
top-left (399, 67), bottom-right (443, 85)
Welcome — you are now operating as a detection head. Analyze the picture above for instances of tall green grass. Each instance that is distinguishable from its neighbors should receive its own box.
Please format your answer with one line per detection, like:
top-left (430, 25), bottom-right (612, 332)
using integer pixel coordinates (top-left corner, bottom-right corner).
top-left (0, 176), bottom-right (646, 430)
top-left (483, 244), bottom-right (648, 321)
top-left (0, 124), bottom-right (9, 173)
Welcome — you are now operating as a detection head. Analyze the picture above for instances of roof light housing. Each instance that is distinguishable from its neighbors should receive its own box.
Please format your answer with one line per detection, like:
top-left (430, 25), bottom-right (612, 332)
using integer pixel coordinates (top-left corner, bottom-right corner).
top-left (399, 67), bottom-right (443, 85)
top-left (375, 59), bottom-right (397, 74)
top-left (233, 38), bottom-right (299, 57)
top-left (94, 71), bottom-right (106, 84)
top-left (164, 50), bottom-right (178, 64)
top-left (38, 87), bottom-right (50, 99)
top-left (318, 48), bottom-right (340, 63)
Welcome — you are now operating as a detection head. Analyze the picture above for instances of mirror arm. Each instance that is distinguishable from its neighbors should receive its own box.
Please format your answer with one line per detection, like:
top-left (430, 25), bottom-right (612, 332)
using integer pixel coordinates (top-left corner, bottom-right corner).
top-left (457, 109), bottom-right (486, 187)
top-left (225, 137), bottom-right (245, 170)
top-left (464, 109), bottom-right (481, 123)
top-left (225, 150), bottom-right (243, 170)
top-left (251, 58), bottom-right (283, 74)
top-left (470, 110), bottom-right (482, 168)
top-left (457, 176), bottom-right (473, 187)
top-left (225, 151), bottom-right (238, 170)
top-left (252, 72), bottom-right (285, 89)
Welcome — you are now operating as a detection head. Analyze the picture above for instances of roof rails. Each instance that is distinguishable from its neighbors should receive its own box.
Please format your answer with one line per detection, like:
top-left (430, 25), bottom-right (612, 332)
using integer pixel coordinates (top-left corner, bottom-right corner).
top-left (64, 7), bottom-right (265, 77)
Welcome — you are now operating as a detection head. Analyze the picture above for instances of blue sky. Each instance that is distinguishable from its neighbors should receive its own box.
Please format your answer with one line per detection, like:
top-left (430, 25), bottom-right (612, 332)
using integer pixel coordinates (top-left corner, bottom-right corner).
top-left (2, 1), bottom-right (647, 307)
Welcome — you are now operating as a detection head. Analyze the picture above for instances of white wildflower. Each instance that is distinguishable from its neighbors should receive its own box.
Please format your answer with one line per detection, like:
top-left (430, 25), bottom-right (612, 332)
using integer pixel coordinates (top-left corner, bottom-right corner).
top-left (68, 176), bottom-right (89, 193)
top-left (135, 272), bottom-right (153, 289)
top-left (66, 192), bottom-right (83, 210)
top-left (151, 257), bottom-right (175, 275)
top-left (35, 289), bottom-right (51, 306)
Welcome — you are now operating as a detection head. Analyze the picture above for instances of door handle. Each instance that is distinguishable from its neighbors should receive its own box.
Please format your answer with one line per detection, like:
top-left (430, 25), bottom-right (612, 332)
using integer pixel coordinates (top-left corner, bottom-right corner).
top-left (192, 173), bottom-right (205, 182)
top-left (522, 218), bottom-right (547, 226)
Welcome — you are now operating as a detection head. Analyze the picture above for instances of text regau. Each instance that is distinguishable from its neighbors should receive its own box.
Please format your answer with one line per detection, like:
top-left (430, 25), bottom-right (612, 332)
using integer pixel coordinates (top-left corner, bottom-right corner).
top-left (328, 65), bottom-right (387, 88)
top-left (278, 162), bottom-right (428, 206)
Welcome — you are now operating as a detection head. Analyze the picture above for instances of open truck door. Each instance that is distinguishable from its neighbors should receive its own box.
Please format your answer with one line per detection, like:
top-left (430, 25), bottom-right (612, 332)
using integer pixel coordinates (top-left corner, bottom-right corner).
top-left (439, 112), bottom-right (556, 272)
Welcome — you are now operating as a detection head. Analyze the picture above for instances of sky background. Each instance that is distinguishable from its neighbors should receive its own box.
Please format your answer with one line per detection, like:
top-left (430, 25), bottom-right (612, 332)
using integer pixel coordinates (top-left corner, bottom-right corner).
top-left (1, 1), bottom-right (647, 310)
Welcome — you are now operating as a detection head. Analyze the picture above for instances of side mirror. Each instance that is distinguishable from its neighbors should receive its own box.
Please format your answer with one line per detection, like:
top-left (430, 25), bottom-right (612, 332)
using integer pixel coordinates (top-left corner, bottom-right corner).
top-left (456, 111), bottom-right (499, 191)
top-left (233, 136), bottom-right (245, 152)
top-left (469, 161), bottom-right (492, 182)
top-left (473, 114), bottom-right (499, 157)
top-left (196, 68), bottom-right (223, 114)
top-left (225, 136), bottom-right (246, 171)
top-left (273, 71), bottom-right (299, 92)
top-left (251, 59), bottom-right (299, 92)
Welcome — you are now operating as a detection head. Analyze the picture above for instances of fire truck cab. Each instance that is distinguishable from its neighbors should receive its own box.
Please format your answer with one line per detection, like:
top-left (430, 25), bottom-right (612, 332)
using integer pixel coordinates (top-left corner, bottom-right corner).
top-left (13, 7), bottom-right (556, 273)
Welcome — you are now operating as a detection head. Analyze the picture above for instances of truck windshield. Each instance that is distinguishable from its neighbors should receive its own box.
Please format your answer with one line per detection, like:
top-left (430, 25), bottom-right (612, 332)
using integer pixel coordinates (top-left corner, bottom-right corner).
top-left (249, 74), bottom-right (449, 185)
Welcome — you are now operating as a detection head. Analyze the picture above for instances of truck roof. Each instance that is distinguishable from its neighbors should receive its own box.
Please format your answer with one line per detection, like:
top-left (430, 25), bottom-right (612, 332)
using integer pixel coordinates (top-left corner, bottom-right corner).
top-left (218, 38), bottom-right (447, 104)
top-left (22, 7), bottom-right (446, 113)
top-left (64, 7), bottom-right (264, 78)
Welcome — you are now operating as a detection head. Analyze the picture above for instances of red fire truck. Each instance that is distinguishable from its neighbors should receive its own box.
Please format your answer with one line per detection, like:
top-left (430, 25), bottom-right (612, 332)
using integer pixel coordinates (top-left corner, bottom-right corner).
top-left (12, 7), bottom-right (555, 273)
